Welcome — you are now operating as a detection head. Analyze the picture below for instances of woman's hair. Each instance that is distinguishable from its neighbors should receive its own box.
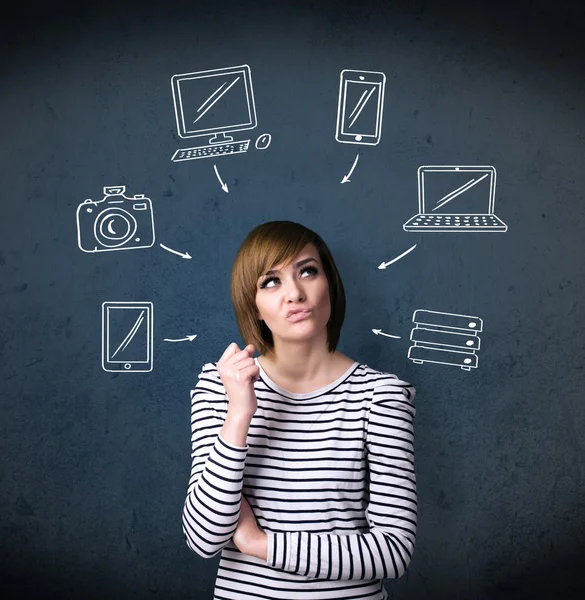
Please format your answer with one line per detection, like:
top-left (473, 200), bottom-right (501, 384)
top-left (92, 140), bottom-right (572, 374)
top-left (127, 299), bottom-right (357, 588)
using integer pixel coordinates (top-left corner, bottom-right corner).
top-left (231, 221), bottom-right (346, 356)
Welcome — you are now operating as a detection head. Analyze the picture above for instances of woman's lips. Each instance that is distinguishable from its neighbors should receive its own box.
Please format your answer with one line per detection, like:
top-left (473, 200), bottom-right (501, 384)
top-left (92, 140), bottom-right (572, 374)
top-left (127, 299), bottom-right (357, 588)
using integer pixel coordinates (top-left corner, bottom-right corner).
top-left (286, 310), bottom-right (312, 322)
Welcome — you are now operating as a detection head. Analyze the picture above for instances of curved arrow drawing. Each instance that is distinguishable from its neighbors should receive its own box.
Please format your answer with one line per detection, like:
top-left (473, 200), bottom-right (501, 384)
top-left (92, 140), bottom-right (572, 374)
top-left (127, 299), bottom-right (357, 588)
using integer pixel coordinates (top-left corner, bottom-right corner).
top-left (378, 244), bottom-right (417, 269)
top-left (163, 335), bottom-right (198, 343)
top-left (372, 329), bottom-right (401, 339)
top-left (341, 153), bottom-right (359, 184)
top-left (159, 243), bottom-right (192, 259)
top-left (214, 164), bottom-right (229, 193)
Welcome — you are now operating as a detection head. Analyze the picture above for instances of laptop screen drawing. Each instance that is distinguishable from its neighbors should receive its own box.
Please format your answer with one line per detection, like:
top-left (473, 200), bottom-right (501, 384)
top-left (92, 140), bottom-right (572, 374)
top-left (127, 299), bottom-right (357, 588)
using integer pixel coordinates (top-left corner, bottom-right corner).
top-left (421, 168), bottom-right (494, 215)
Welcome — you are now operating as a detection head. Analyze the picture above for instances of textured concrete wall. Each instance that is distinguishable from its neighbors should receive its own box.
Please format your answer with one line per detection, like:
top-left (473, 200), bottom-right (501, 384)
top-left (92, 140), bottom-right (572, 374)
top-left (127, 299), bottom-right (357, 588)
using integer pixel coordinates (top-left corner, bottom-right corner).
top-left (1, 1), bottom-right (584, 598)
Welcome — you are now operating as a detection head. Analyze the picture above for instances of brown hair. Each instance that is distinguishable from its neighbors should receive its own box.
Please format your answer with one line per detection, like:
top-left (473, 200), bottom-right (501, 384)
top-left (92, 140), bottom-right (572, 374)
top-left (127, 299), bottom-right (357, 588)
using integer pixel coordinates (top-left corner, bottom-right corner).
top-left (230, 221), bottom-right (346, 356)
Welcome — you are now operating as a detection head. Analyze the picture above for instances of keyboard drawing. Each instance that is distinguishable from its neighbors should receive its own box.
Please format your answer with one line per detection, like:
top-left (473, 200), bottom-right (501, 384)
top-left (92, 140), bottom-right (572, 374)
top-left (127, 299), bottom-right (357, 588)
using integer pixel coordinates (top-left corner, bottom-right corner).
top-left (171, 140), bottom-right (250, 162)
top-left (406, 214), bottom-right (507, 231)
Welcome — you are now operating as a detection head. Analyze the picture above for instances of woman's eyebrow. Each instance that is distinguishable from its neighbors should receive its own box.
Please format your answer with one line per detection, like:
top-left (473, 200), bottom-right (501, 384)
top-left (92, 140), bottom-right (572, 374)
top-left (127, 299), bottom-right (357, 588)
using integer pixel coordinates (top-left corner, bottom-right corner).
top-left (263, 257), bottom-right (318, 277)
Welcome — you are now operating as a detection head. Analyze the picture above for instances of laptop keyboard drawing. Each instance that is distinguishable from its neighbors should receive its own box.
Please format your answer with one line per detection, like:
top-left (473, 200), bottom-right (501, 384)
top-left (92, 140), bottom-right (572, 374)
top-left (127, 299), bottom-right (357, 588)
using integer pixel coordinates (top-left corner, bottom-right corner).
top-left (403, 166), bottom-right (508, 232)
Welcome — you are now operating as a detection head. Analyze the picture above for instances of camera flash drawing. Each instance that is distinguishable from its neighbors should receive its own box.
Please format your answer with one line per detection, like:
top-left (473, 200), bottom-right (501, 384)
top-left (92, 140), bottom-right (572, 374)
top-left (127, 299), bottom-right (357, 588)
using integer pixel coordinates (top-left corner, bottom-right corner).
top-left (403, 166), bottom-right (508, 232)
top-left (76, 186), bottom-right (155, 252)
top-left (408, 309), bottom-right (483, 370)
top-left (335, 69), bottom-right (386, 146)
top-left (102, 302), bottom-right (153, 372)
top-left (171, 64), bottom-right (270, 161)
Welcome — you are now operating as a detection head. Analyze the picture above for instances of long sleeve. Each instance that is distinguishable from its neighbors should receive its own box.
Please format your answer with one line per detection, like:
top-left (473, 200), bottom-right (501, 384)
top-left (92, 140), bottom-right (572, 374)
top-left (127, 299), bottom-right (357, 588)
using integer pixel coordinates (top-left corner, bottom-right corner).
top-left (182, 363), bottom-right (248, 558)
top-left (265, 380), bottom-right (417, 580)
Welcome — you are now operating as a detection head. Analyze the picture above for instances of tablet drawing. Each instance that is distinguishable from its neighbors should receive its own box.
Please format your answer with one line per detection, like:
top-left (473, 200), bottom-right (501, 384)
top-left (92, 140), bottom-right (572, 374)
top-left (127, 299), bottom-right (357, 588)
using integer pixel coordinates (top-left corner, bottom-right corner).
top-left (102, 302), bottom-right (153, 372)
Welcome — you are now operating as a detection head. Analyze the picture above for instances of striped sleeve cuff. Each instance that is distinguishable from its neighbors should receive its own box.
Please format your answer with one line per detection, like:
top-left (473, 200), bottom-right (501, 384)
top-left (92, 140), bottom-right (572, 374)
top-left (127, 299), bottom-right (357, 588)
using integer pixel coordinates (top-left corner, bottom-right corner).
top-left (268, 531), bottom-right (289, 570)
top-left (217, 431), bottom-right (249, 454)
top-left (267, 531), bottom-right (312, 574)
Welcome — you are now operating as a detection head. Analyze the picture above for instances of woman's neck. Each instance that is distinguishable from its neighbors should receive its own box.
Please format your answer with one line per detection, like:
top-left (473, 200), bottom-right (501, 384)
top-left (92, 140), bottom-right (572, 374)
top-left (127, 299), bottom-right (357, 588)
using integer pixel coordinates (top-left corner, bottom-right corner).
top-left (258, 348), bottom-right (352, 387)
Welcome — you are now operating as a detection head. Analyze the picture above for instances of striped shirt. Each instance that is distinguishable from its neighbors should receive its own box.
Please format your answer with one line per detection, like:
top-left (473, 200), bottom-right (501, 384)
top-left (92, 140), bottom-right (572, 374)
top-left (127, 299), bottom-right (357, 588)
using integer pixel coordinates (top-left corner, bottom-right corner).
top-left (182, 357), bottom-right (417, 600)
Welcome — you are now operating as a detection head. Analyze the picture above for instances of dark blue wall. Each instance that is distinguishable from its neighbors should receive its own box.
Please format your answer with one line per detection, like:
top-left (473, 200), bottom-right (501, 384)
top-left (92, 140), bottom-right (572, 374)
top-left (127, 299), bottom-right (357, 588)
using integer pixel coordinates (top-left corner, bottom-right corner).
top-left (1, 1), bottom-right (584, 598)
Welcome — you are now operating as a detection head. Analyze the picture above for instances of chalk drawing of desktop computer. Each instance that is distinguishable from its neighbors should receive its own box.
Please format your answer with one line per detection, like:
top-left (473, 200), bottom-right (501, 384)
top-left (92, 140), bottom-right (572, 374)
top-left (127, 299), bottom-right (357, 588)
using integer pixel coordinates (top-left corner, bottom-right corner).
top-left (170, 64), bottom-right (261, 162)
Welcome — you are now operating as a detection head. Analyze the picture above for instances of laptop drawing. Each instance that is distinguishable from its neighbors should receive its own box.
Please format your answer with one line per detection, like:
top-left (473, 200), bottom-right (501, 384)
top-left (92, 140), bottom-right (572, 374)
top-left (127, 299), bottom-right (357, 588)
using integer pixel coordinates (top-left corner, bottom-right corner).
top-left (403, 165), bottom-right (508, 232)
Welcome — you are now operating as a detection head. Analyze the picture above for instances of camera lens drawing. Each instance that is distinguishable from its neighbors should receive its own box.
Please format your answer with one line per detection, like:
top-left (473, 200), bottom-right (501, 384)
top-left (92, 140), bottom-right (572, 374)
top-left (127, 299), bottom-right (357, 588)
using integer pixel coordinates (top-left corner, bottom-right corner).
top-left (76, 186), bottom-right (155, 252)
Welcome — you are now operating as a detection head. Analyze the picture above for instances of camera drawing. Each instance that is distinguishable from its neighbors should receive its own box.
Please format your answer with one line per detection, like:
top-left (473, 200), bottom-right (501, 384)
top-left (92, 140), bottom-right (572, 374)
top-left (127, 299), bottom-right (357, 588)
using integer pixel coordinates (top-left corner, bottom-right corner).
top-left (76, 186), bottom-right (156, 253)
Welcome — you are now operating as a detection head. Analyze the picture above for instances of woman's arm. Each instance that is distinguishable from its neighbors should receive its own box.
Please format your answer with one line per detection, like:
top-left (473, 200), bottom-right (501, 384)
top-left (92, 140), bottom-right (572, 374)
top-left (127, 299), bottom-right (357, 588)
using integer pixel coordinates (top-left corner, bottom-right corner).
top-left (263, 381), bottom-right (417, 580)
top-left (182, 363), bottom-right (253, 558)
top-left (232, 495), bottom-right (268, 560)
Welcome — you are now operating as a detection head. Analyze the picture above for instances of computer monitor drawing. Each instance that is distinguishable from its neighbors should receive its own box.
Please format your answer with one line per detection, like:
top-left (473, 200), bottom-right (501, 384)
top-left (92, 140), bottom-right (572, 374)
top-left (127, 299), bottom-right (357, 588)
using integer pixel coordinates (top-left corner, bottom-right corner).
top-left (171, 64), bottom-right (257, 162)
top-left (403, 165), bottom-right (508, 232)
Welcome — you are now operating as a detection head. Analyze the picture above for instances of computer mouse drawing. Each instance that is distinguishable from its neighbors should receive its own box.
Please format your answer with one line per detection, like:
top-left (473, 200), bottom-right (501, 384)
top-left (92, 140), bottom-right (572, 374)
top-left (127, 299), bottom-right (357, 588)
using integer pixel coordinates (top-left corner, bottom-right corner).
top-left (255, 133), bottom-right (272, 150)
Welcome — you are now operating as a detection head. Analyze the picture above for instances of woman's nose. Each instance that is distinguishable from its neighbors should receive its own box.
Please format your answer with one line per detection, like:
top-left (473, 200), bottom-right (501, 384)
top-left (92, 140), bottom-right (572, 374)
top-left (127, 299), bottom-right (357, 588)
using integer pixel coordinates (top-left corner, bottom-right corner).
top-left (284, 278), bottom-right (305, 301)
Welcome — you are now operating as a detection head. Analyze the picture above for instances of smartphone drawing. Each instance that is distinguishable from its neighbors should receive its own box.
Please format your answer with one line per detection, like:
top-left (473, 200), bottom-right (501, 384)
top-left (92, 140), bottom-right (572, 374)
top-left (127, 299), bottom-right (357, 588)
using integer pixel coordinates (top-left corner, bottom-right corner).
top-left (335, 69), bottom-right (386, 145)
top-left (102, 301), bottom-right (153, 372)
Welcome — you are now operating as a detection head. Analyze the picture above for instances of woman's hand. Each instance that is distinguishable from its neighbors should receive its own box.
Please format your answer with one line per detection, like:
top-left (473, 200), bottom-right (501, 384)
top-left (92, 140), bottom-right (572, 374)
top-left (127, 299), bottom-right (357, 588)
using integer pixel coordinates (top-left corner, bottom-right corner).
top-left (217, 343), bottom-right (260, 419)
top-left (233, 495), bottom-right (268, 561)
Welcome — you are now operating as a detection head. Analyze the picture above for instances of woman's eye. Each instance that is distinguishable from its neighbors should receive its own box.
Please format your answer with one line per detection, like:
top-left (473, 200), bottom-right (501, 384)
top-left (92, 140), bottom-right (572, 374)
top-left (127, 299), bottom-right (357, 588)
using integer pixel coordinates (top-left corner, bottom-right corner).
top-left (260, 277), bottom-right (277, 289)
top-left (260, 266), bottom-right (318, 289)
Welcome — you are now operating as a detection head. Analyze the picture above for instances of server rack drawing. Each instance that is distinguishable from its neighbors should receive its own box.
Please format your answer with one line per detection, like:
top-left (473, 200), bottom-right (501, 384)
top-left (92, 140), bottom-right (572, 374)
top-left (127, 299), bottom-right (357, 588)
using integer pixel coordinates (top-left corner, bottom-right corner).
top-left (408, 310), bottom-right (483, 370)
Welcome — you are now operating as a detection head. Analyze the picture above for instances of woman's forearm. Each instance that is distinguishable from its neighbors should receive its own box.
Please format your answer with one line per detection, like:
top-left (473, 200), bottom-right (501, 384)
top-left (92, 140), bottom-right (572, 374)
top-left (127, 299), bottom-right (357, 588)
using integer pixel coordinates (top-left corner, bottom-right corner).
top-left (220, 410), bottom-right (253, 448)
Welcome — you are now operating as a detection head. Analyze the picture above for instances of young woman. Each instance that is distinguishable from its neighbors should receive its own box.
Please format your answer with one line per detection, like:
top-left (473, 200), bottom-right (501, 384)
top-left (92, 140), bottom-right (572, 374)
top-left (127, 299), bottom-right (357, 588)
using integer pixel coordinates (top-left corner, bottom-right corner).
top-left (182, 221), bottom-right (417, 600)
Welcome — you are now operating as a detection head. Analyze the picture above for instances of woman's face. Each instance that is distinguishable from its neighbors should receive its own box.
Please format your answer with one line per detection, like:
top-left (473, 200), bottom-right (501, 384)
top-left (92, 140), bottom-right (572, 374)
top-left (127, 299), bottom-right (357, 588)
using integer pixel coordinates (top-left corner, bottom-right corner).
top-left (255, 242), bottom-right (331, 346)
